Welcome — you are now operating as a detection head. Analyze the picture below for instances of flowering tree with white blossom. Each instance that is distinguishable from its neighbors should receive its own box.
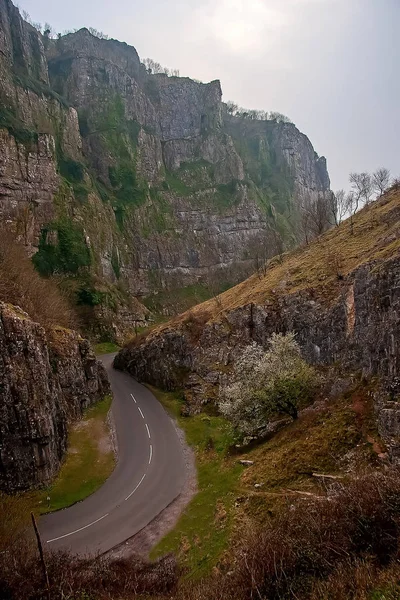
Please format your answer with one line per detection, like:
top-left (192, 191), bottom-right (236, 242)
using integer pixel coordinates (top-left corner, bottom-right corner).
top-left (219, 333), bottom-right (317, 437)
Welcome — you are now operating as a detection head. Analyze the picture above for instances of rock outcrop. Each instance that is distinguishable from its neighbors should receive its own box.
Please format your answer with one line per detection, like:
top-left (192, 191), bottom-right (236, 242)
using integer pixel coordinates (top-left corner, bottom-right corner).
top-left (115, 189), bottom-right (400, 456)
top-left (0, 0), bottom-right (333, 334)
top-left (0, 302), bottom-right (110, 491)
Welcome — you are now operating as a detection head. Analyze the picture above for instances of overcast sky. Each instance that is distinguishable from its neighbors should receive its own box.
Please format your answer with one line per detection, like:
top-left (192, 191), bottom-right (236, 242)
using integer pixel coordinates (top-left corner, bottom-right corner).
top-left (19, 0), bottom-right (399, 190)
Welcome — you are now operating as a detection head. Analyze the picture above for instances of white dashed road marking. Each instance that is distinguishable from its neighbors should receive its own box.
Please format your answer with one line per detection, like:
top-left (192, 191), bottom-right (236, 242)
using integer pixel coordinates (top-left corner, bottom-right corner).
top-left (47, 513), bottom-right (109, 543)
top-left (48, 390), bottom-right (155, 542)
top-left (125, 473), bottom-right (146, 501)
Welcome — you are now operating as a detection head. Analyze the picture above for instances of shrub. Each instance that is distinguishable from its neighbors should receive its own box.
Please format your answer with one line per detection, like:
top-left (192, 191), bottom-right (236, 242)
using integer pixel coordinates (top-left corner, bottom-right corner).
top-left (56, 147), bottom-right (89, 202)
top-left (77, 286), bottom-right (105, 306)
top-left (0, 536), bottom-right (178, 600)
top-left (111, 247), bottom-right (121, 279)
top-left (219, 333), bottom-right (317, 436)
top-left (0, 491), bottom-right (178, 600)
top-left (33, 219), bottom-right (91, 276)
top-left (0, 228), bottom-right (73, 329)
top-left (108, 164), bottom-right (147, 206)
top-left (164, 171), bottom-right (192, 196)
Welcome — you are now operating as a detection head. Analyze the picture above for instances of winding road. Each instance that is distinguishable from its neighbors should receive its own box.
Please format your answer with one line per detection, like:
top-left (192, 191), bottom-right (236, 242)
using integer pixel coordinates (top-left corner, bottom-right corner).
top-left (39, 354), bottom-right (185, 555)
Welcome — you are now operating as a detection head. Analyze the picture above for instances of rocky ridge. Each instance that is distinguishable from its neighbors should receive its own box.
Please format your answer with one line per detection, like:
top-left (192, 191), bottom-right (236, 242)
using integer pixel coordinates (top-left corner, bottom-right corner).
top-left (0, 302), bottom-right (110, 491)
top-left (0, 0), bottom-right (332, 338)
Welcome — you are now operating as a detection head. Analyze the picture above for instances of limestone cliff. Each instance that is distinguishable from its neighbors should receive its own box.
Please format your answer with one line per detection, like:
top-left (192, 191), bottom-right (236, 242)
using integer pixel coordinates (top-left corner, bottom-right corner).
top-left (115, 189), bottom-right (400, 457)
top-left (0, 302), bottom-right (110, 491)
top-left (0, 0), bottom-right (332, 337)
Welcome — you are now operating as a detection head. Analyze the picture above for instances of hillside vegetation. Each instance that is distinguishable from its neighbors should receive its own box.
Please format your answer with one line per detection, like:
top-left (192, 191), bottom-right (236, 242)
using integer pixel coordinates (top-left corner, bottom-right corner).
top-left (0, 228), bottom-right (74, 330)
top-left (144, 185), bottom-right (400, 337)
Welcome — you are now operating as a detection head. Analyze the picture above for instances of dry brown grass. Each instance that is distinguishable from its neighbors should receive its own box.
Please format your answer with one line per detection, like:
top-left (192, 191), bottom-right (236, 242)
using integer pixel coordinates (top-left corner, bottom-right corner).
top-left (138, 188), bottom-right (400, 345)
top-left (176, 469), bottom-right (400, 600)
top-left (0, 228), bottom-right (74, 330)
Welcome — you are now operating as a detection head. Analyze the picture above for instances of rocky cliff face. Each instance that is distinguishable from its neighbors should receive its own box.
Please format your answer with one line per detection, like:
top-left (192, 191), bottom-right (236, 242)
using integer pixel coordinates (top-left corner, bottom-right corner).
top-left (0, 302), bottom-right (110, 492)
top-left (0, 0), bottom-right (332, 337)
top-left (115, 189), bottom-right (400, 457)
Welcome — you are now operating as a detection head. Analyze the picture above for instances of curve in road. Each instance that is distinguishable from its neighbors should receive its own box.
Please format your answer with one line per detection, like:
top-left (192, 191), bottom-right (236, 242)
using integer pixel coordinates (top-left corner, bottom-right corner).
top-left (39, 354), bottom-right (185, 555)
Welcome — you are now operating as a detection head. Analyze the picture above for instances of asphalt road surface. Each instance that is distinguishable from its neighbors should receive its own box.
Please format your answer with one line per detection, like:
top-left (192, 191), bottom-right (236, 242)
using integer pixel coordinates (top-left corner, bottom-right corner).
top-left (39, 354), bottom-right (185, 555)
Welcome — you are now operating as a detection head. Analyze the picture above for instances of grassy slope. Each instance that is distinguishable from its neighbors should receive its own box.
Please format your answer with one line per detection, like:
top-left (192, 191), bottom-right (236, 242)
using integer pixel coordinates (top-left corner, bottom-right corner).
top-left (136, 188), bottom-right (400, 343)
top-left (149, 388), bottom-right (242, 579)
top-left (32, 396), bottom-right (115, 514)
top-left (94, 342), bottom-right (121, 354)
top-left (149, 381), bottom-right (383, 578)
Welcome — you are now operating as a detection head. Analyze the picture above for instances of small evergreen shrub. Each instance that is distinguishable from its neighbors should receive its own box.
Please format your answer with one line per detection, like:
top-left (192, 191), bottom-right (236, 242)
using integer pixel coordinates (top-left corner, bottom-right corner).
top-left (108, 165), bottom-right (147, 206)
top-left (33, 219), bottom-right (91, 276)
top-left (77, 287), bottom-right (105, 306)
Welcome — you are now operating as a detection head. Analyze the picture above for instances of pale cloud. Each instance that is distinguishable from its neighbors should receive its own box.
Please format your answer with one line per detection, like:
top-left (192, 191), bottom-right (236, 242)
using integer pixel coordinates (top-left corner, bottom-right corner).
top-left (195, 0), bottom-right (287, 53)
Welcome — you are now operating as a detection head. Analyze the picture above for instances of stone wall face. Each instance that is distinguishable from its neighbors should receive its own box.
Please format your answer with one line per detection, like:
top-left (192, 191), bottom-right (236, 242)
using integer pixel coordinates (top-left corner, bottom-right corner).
top-left (0, 1), bottom-right (333, 306)
top-left (115, 257), bottom-right (400, 392)
top-left (0, 303), bottom-right (110, 491)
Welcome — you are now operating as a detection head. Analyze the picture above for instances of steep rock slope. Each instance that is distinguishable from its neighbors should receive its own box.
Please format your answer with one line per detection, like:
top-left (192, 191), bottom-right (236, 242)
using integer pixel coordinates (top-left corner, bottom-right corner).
top-left (0, 0), bottom-right (332, 335)
top-left (115, 188), bottom-right (400, 454)
top-left (0, 302), bottom-right (110, 492)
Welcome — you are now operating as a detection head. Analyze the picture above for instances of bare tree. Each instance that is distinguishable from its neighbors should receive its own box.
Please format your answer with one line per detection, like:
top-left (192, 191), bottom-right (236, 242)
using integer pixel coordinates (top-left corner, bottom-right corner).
top-left (372, 167), bottom-right (391, 197)
top-left (346, 191), bottom-right (359, 235)
top-left (225, 103), bottom-right (281, 122)
top-left (300, 194), bottom-right (330, 242)
top-left (349, 172), bottom-right (373, 206)
top-left (226, 101), bottom-right (239, 115)
top-left (270, 228), bottom-right (285, 262)
top-left (251, 235), bottom-right (271, 278)
top-left (268, 111), bottom-right (293, 124)
top-left (390, 177), bottom-right (400, 192)
top-left (331, 189), bottom-right (350, 226)
top-left (88, 27), bottom-right (109, 39)
top-left (142, 57), bottom-right (179, 76)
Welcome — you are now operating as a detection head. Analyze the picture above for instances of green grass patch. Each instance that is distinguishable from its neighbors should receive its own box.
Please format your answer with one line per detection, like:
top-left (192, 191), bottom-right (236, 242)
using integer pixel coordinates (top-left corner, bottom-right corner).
top-left (148, 388), bottom-right (242, 578)
top-left (94, 342), bottom-right (121, 355)
top-left (164, 171), bottom-right (192, 196)
top-left (109, 164), bottom-right (147, 207)
top-left (57, 152), bottom-right (89, 203)
top-left (34, 396), bottom-right (115, 514)
top-left (369, 586), bottom-right (400, 600)
top-left (13, 72), bottom-right (70, 108)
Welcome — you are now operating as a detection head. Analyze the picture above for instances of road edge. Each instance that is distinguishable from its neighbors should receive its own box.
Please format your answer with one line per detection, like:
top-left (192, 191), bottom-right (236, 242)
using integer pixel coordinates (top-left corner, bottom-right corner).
top-left (104, 413), bottom-right (197, 559)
